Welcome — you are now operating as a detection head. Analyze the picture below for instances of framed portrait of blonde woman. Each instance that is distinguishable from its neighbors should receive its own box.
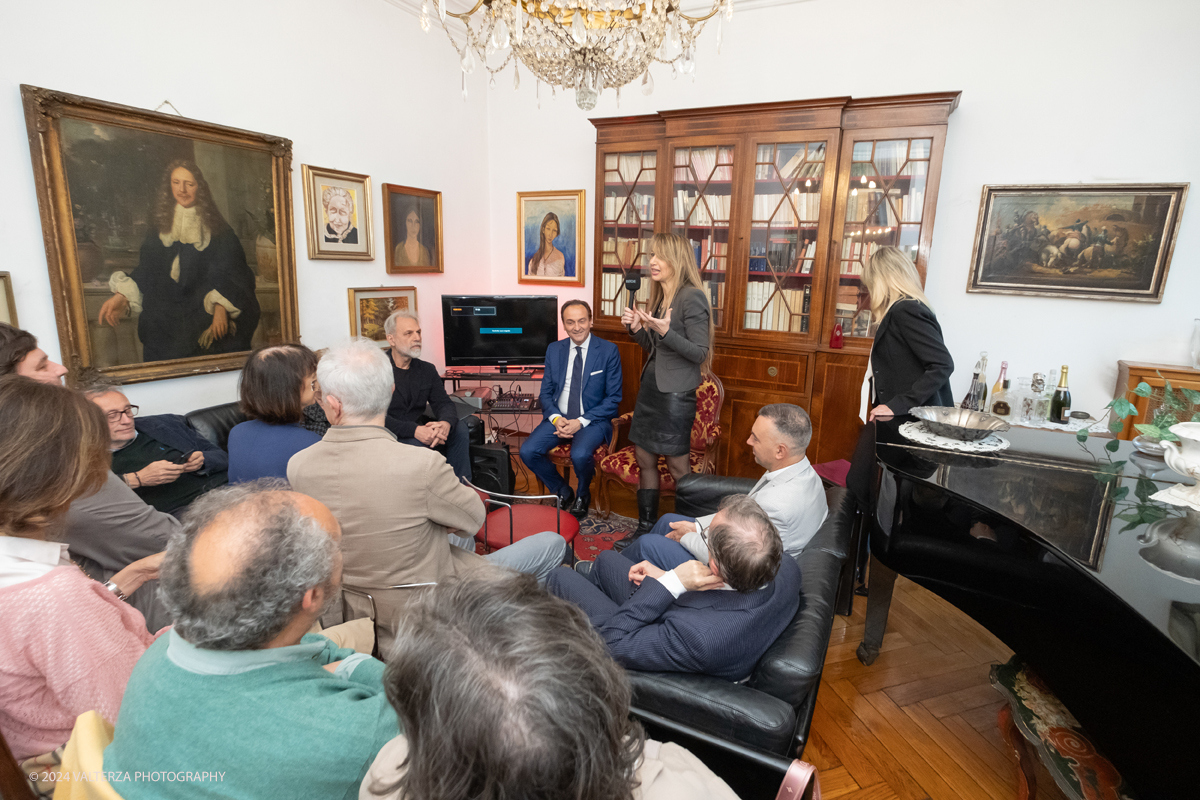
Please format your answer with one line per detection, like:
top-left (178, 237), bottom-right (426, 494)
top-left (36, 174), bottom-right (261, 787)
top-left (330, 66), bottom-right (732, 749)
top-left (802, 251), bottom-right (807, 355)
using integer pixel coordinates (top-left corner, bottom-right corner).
top-left (301, 165), bottom-right (374, 261)
top-left (384, 184), bottom-right (443, 274)
top-left (517, 190), bottom-right (585, 287)
top-left (20, 84), bottom-right (299, 385)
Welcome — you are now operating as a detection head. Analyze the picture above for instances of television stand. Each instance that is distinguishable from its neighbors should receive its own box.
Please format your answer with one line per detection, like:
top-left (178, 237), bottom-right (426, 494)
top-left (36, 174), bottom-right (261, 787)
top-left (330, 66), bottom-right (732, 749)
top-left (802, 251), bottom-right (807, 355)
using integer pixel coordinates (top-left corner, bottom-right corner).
top-left (441, 368), bottom-right (544, 393)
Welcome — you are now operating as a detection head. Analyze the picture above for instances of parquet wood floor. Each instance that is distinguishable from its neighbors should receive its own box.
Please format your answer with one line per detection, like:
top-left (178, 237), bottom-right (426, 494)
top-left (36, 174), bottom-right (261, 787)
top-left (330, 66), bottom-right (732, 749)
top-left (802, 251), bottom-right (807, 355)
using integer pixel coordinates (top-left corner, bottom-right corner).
top-left (806, 578), bottom-right (1068, 800)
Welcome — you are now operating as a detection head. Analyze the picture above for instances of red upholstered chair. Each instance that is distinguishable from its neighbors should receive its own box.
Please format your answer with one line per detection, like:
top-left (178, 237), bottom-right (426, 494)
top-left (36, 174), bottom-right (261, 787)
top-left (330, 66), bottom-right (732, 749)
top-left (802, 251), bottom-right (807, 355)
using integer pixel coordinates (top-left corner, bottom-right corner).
top-left (541, 440), bottom-right (610, 496)
top-left (595, 373), bottom-right (724, 518)
top-left (468, 483), bottom-right (580, 562)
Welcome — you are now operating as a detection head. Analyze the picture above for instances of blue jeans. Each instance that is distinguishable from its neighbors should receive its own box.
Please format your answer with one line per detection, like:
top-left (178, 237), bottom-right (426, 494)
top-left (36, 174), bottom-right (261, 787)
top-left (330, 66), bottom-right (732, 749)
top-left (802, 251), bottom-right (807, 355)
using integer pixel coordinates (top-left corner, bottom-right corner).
top-left (519, 419), bottom-right (610, 497)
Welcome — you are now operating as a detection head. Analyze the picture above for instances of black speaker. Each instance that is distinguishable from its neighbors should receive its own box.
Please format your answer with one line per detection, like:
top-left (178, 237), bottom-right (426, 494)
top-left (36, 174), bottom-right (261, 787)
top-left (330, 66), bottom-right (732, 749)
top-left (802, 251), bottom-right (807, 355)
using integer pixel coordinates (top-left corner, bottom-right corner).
top-left (470, 443), bottom-right (514, 495)
top-left (462, 413), bottom-right (484, 446)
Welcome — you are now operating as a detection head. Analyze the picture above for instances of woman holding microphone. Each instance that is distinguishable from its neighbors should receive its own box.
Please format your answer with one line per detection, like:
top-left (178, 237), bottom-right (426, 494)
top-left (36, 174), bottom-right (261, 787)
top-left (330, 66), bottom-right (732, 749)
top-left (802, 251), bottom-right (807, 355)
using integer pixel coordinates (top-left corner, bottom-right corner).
top-left (616, 233), bottom-right (715, 549)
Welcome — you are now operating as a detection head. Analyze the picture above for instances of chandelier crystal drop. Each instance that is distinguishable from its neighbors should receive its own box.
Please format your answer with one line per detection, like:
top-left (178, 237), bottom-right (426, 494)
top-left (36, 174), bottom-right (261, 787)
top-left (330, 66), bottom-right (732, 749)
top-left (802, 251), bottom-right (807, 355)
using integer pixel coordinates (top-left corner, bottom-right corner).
top-left (426, 0), bottom-right (731, 110)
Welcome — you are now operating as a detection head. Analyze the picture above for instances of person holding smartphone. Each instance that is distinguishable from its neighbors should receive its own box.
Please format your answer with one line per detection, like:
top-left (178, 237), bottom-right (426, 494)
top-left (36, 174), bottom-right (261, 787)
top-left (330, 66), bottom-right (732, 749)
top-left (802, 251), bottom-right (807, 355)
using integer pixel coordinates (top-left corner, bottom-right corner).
top-left (80, 381), bottom-right (228, 515)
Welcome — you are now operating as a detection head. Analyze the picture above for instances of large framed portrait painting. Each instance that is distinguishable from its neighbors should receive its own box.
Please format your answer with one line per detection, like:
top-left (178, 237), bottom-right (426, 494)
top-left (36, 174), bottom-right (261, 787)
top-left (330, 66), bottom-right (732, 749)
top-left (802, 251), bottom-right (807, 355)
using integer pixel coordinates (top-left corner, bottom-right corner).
top-left (967, 183), bottom-right (1188, 302)
top-left (21, 85), bottom-right (299, 383)
top-left (517, 190), bottom-right (585, 287)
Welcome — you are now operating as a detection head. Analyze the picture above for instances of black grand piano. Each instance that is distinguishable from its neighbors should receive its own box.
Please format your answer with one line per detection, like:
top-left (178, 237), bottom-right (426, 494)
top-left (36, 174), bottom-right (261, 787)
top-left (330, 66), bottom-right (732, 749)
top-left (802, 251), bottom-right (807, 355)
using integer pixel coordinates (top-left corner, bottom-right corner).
top-left (859, 417), bottom-right (1200, 799)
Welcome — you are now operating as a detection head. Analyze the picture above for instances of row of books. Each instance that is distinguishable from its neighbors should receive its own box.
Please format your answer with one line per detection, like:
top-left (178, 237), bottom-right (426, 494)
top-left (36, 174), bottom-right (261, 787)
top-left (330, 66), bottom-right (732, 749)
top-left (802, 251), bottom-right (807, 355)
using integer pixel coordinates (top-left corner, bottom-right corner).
top-left (748, 239), bottom-right (817, 273)
top-left (601, 237), bottom-right (643, 267)
top-left (839, 241), bottom-right (881, 274)
top-left (743, 283), bottom-right (811, 333)
top-left (692, 238), bottom-right (728, 271)
top-left (597, 270), bottom-right (651, 317)
top-left (603, 193), bottom-right (654, 224)
top-left (834, 306), bottom-right (873, 337)
top-left (674, 191), bottom-right (731, 225)
top-left (751, 192), bottom-right (821, 224)
top-left (701, 280), bottom-right (727, 311)
top-left (605, 153), bottom-right (657, 179)
top-left (674, 148), bottom-right (734, 182)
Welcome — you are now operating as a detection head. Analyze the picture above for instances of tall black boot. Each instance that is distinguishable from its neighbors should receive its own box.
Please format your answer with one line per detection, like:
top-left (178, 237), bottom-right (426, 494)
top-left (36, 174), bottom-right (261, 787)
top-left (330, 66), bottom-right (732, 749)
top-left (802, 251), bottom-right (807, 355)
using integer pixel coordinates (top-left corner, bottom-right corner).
top-left (614, 489), bottom-right (659, 553)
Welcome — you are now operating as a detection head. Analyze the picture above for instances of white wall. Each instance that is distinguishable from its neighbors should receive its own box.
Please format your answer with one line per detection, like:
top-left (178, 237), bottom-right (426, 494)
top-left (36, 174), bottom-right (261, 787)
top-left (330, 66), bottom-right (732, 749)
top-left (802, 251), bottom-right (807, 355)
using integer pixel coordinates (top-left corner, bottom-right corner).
top-left (0, 0), bottom-right (492, 413)
top-left (484, 0), bottom-right (1200, 415)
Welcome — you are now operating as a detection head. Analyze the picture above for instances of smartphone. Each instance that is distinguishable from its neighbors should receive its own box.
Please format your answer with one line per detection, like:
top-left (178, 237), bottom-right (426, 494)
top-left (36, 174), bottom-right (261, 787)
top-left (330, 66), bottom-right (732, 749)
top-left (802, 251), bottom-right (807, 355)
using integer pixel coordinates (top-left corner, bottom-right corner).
top-left (173, 450), bottom-right (197, 465)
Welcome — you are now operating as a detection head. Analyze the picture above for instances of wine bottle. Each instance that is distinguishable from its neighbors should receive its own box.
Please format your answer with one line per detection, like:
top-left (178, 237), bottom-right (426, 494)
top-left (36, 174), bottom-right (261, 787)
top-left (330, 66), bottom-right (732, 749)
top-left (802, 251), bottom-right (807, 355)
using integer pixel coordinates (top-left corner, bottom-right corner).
top-left (991, 361), bottom-right (1008, 397)
top-left (1049, 365), bottom-right (1071, 424)
top-left (960, 358), bottom-right (982, 410)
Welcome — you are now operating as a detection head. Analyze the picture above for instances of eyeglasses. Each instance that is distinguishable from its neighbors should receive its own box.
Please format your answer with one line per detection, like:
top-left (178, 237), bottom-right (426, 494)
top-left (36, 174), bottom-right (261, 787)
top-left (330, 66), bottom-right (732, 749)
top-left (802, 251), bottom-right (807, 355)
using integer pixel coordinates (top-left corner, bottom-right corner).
top-left (698, 523), bottom-right (709, 550)
top-left (105, 405), bottom-right (139, 422)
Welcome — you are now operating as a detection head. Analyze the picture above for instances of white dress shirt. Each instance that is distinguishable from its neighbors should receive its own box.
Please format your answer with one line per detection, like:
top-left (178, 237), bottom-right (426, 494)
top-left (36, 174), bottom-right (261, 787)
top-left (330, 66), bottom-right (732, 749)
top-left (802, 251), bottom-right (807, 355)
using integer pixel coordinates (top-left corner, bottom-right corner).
top-left (551, 334), bottom-right (592, 427)
top-left (0, 536), bottom-right (72, 589)
top-left (680, 456), bottom-right (828, 562)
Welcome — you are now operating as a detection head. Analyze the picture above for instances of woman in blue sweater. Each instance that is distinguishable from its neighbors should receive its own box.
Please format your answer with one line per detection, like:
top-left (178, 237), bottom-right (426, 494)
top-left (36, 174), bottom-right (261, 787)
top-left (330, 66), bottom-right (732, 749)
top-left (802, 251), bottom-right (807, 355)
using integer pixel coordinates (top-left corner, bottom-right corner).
top-left (227, 344), bottom-right (322, 482)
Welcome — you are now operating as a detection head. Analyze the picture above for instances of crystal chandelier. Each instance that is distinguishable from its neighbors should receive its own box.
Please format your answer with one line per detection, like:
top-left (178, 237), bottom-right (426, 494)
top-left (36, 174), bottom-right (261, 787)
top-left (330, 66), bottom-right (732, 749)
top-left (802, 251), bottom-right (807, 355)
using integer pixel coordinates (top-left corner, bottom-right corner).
top-left (420, 0), bottom-right (734, 110)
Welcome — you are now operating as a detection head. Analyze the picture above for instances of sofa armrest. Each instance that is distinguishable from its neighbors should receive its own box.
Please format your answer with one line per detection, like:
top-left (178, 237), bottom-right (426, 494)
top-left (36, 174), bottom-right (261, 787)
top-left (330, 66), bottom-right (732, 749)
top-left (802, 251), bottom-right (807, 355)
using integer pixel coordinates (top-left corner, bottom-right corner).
top-left (184, 402), bottom-right (245, 452)
top-left (675, 473), bottom-right (758, 518)
top-left (629, 671), bottom-right (798, 756)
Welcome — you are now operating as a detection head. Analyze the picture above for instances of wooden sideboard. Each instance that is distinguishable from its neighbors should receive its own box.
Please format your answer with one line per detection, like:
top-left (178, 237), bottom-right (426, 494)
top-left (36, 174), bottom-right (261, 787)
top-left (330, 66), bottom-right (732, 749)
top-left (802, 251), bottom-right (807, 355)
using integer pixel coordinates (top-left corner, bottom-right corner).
top-left (1113, 360), bottom-right (1200, 439)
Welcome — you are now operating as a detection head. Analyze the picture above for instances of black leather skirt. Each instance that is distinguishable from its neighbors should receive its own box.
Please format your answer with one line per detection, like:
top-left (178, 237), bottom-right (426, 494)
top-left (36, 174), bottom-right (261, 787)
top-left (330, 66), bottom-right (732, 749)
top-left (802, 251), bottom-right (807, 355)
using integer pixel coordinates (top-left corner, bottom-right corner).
top-left (629, 356), bottom-right (697, 457)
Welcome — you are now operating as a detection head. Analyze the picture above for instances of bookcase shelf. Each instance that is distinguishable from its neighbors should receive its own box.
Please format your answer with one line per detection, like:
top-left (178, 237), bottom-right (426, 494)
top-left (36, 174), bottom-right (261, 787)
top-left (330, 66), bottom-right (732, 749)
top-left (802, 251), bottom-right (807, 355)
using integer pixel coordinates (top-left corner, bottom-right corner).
top-left (591, 93), bottom-right (959, 474)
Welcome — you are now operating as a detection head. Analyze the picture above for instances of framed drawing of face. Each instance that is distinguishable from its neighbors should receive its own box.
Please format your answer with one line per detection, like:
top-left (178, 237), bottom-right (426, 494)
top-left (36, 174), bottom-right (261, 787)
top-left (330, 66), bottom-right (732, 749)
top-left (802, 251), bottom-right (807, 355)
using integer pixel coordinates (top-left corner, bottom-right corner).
top-left (384, 184), bottom-right (442, 274)
top-left (302, 165), bottom-right (374, 260)
top-left (20, 84), bottom-right (299, 384)
top-left (518, 190), bottom-right (585, 287)
top-left (348, 286), bottom-right (417, 342)
top-left (0, 272), bottom-right (17, 326)
top-left (966, 183), bottom-right (1189, 302)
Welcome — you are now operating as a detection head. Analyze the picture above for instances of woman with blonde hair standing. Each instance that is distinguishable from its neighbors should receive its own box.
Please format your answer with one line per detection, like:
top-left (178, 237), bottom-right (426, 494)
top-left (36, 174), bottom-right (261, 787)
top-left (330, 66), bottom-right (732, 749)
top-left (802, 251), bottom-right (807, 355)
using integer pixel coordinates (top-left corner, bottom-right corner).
top-left (848, 245), bottom-right (953, 505)
top-left (616, 233), bottom-right (714, 548)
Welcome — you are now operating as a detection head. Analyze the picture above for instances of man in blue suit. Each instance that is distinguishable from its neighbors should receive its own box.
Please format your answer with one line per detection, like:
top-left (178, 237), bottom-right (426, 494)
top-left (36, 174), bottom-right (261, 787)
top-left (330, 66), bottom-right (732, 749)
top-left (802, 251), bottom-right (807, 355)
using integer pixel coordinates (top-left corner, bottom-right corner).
top-left (520, 300), bottom-right (622, 520)
top-left (545, 494), bottom-right (800, 681)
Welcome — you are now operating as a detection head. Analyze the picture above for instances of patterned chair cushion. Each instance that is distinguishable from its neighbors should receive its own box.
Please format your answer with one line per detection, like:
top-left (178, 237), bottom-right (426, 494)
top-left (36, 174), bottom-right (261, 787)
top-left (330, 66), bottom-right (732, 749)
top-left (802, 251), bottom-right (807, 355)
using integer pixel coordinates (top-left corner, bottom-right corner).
top-left (547, 440), bottom-right (609, 465)
top-left (990, 657), bottom-right (1136, 800)
top-left (691, 377), bottom-right (721, 450)
top-left (597, 447), bottom-right (706, 492)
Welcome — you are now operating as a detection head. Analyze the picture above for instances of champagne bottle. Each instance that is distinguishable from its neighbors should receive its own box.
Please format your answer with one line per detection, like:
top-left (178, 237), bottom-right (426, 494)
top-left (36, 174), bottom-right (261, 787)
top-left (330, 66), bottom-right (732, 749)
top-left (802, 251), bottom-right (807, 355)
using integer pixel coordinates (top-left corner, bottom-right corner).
top-left (1049, 365), bottom-right (1071, 424)
top-left (991, 361), bottom-right (1008, 397)
top-left (991, 379), bottom-right (1012, 419)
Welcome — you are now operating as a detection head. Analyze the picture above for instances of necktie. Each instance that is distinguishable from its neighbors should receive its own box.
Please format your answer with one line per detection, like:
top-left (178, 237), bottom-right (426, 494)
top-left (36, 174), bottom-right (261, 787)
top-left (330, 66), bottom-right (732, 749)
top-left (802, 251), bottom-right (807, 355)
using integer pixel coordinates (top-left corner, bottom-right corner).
top-left (566, 345), bottom-right (583, 420)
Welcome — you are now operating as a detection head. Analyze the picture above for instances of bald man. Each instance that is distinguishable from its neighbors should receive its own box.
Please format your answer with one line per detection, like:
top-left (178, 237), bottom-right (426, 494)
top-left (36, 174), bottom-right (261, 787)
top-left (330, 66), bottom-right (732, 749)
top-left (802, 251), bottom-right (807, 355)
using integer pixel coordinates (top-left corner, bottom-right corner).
top-left (105, 480), bottom-right (400, 800)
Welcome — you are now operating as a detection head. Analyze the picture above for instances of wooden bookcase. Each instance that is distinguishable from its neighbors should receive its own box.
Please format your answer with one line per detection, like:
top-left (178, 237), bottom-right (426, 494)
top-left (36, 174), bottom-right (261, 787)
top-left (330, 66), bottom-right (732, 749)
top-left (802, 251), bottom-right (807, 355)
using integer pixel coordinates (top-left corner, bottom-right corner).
top-left (591, 93), bottom-right (960, 477)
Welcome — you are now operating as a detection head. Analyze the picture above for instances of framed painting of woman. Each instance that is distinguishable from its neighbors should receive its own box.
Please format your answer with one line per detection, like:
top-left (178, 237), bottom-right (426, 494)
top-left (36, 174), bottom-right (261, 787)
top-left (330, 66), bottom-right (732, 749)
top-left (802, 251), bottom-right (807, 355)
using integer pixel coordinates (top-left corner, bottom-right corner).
top-left (301, 164), bottom-right (374, 260)
top-left (20, 84), bottom-right (299, 384)
top-left (517, 190), bottom-right (585, 287)
top-left (383, 184), bottom-right (442, 274)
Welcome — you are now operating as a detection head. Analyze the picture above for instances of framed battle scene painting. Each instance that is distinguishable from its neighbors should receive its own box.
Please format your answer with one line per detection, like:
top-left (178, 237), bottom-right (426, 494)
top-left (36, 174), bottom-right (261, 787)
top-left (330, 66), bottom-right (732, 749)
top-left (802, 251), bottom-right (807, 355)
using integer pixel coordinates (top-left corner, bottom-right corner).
top-left (348, 286), bottom-right (417, 342)
top-left (383, 184), bottom-right (442, 274)
top-left (967, 184), bottom-right (1188, 302)
top-left (518, 190), bottom-right (585, 287)
top-left (302, 164), bottom-right (374, 261)
top-left (0, 272), bottom-right (17, 326)
top-left (21, 85), bottom-right (298, 383)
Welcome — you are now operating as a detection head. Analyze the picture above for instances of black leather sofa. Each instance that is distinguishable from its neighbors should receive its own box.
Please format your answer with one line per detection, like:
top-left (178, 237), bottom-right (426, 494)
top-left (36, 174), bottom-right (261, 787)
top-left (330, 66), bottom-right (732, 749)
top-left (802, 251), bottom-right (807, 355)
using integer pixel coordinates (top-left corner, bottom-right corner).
top-left (626, 473), bottom-right (853, 760)
top-left (184, 401), bottom-right (245, 451)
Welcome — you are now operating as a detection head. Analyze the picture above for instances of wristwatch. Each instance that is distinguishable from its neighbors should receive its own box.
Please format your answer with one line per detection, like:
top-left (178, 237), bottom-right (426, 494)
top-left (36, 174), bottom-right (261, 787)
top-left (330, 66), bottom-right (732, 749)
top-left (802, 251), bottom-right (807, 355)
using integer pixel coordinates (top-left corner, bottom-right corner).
top-left (103, 580), bottom-right (129, 602)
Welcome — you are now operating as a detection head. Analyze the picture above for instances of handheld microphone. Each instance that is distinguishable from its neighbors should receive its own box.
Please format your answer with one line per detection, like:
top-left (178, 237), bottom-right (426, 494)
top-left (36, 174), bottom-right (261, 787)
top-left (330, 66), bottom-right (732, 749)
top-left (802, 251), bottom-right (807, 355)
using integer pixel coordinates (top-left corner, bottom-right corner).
top-left (624, 274), bottom-right (642, 309)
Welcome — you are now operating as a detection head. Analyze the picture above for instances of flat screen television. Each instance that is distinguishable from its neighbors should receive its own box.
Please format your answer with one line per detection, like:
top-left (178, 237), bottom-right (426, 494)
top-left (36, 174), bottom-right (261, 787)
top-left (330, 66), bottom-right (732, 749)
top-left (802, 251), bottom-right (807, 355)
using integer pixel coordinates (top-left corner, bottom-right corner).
top-left (441, 295), bottom-right (558, 369)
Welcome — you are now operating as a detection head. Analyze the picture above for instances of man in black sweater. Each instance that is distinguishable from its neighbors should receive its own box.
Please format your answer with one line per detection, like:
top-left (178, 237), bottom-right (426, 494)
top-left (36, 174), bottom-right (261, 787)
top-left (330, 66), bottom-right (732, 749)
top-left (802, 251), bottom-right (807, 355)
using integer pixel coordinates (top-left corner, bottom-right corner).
top-left (383, 310), bottom-right (472, 481)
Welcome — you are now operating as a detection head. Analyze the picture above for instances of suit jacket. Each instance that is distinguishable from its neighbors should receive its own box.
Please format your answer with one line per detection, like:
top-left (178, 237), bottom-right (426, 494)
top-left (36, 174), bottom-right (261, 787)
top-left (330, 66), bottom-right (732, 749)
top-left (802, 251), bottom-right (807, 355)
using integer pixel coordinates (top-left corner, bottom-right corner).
top-left (598, 555), bottom-right (801, 681)
top-left (870, 298), bottom-right (954, 416)
top-left (539, 335), bottom-right (622, 430)
top-left (629, 285), bottom-right (711, 392)
top-left (135, 414), bottom-right (228, 475)
top-left (287, 425), bottom-right (487, 655)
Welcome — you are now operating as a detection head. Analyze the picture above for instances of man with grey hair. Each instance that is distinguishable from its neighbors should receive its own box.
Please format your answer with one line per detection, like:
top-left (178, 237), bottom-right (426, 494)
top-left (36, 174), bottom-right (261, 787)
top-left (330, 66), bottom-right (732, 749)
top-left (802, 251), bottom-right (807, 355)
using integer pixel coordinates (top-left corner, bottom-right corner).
top-left (547, 493), bottom-right (800, 681)
top-left (382, 309), bottom-right (471, 480)
top-left (105, 480), bottom-right (400, 800)
top-left (617, 402), bottom-right (827, 561)
top-left (288, 339), bottom-right (567, 655)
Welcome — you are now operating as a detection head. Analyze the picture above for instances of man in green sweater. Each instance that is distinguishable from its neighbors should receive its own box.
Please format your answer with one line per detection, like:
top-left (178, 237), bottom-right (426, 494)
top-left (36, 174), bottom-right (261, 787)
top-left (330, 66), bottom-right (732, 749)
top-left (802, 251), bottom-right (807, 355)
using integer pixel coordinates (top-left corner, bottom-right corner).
top-left (105, 480), bottom-right (399, 800)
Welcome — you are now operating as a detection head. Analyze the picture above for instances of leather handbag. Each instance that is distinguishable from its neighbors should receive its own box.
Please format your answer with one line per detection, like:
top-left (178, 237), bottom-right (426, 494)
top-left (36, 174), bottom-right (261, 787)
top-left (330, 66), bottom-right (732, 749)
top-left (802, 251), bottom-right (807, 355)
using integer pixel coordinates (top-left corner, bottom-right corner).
top-left (775, 759), bottom-right (821, 800)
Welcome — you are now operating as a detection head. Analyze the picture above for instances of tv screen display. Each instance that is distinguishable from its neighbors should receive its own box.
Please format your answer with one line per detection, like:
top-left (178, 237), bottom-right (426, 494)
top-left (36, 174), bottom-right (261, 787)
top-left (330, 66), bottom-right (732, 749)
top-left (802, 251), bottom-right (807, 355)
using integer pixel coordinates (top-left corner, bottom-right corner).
top-left (442, 295), bottom-right (559, 368)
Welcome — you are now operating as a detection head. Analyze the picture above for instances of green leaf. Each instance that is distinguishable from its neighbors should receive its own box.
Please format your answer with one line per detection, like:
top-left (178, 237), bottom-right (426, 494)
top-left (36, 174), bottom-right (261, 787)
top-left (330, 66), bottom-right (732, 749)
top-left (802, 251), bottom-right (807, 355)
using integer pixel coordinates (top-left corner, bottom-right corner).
top-left (1076, 429), bottom-right (1090, 443)
top-left (1163, 380), bottom-right (1185, 410)
top-left (1136, 477), bottom-right (1156, 502)
top-left (1133, 382), bottom-right (1153, 397)
top-left (1192, 411), bottom-right (1200, 423)
top-left (1182, 387), bottom-right (1200, 405)
top-left (1105, 438), bottom-right (1120, 452)
top-left (1119, 518), bottom-right (1145, 534)
top-left (1134, 423), bottom-right (1164, 440)
top-left (1141, 505), bottom-right (1170, 523)
top-left (1094, 472), bottom-right (1118, 483)
top-left (1111, 486), bottom-right (1130, 502)
top-left (1160, 430), bottom-right (1179, 442)
top-left (1115, 510), bottom-right (1143, 523)
top-left (1109, 418), bottom-right (1126, 433)
top-left (1110, 397), bottom-right (1138, 418)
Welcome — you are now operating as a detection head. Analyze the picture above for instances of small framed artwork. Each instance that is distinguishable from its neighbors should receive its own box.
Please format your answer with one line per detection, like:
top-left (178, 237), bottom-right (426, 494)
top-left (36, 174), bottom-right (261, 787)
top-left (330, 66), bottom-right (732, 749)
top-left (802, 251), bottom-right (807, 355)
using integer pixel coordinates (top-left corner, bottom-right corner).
top-left (518, 190), bottom-right (585, 287)
top-left (0, 272), bottom-right (17, 326)
top-left (348, 286), bottom-right (417, 343)
top-left (301, 165), bottom-right (374, 261)
top-left (967, 183), bottom-right (1189, 302)
top-left (384, 184), bottom-right (442, 274)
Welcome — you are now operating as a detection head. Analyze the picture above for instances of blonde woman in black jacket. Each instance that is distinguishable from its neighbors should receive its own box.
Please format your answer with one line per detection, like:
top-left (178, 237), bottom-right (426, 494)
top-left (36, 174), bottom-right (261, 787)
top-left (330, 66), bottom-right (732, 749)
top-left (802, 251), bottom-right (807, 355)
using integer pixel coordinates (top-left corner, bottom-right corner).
top-left (617, 233), bottom-right (714, 546)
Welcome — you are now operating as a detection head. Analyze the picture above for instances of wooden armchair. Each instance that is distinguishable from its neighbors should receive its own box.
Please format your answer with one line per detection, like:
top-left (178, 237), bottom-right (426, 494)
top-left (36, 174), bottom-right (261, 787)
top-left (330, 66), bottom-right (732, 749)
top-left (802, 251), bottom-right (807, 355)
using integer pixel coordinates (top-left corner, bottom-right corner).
top-left (595, 373), bottom-right (724, 517)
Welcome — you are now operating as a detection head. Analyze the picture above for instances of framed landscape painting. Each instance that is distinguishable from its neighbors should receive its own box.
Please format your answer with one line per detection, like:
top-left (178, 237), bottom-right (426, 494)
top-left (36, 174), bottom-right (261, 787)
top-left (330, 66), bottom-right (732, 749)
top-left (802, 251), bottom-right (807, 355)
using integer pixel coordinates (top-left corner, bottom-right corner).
top-left (301, 164), bottom-right (374, 261)
top-left (348, 286), bottom-right (417, 342)
top-left (518, 189), bottom-right (585, 287)
top-left (967, 183), bottom-right (1188, 302)
top-left (20, 85), bottom-right (298, 383)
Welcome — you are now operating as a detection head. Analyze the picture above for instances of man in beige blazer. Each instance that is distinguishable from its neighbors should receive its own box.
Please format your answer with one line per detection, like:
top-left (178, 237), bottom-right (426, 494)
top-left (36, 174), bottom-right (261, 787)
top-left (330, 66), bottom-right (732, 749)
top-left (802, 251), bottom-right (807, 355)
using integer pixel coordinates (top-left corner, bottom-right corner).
top-left (288, 339), bottom-right (566, 656)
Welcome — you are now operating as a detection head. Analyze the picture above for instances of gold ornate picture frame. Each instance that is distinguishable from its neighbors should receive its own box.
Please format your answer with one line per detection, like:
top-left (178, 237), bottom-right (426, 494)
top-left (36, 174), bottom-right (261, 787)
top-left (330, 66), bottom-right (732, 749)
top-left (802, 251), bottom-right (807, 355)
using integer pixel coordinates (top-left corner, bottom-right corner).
top-left (21, 84), bottom-right (299, 383)
top-left (383, 184), bottom-right (443, 274)
top-left (301, 164), bottom-right (374, 261)
top-left (347, 286), bottom-right (417, 343)
top-left (517, 189), bottom-right (586, 287)
top-left (0, 272), bottom-right (17, 326)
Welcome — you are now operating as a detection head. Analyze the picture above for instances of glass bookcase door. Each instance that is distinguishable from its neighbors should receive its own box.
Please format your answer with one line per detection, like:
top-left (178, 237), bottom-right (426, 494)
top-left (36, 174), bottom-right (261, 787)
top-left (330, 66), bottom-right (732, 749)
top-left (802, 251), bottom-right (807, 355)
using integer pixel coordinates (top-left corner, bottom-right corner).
top-left (741, 140), bottom-right (830, 336)
top-left (599, 150), bottom-right (659, 318)
top-left (671, 144), bottom-right (736, 328)
top-left (835, 133), bottom-right (938, 340)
